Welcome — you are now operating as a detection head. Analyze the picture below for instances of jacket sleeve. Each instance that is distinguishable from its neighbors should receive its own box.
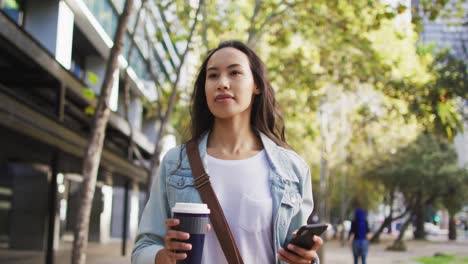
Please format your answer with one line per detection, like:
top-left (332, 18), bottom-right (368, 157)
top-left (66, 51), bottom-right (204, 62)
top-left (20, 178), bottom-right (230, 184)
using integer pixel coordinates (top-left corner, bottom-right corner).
top-left (282, 165), bottom-right (319, 264)
top-left (296, 165), bottom-right (314, 231)
top-left (131, 156), bottom-right (170, 264)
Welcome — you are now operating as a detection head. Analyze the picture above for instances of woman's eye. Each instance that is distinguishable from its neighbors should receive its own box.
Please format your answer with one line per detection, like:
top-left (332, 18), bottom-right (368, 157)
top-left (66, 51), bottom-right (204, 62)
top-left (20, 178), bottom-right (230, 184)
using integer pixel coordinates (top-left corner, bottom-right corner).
top-left (231, 71), bottom-right (241, 76)
top-left (207, 73), bottom-right (218, 78)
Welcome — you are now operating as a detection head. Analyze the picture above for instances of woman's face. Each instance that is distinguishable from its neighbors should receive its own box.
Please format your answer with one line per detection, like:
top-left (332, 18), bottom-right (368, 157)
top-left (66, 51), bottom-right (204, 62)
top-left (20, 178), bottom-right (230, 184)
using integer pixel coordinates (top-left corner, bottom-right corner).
top-left (205, 47), bottom-right (260, 120)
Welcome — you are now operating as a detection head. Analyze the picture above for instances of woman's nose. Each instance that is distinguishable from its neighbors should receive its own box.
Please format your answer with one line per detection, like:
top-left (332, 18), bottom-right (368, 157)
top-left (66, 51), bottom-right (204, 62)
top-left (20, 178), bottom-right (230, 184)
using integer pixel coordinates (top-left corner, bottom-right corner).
top-left (217, 75), bottom-right (229, 90)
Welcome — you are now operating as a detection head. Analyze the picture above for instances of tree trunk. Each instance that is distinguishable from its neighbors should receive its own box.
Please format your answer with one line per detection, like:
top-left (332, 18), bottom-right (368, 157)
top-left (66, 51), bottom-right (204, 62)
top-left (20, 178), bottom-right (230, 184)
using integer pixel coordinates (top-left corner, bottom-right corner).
top-left (413, 203), bottom-right (426, 240)
top-left (387, 215), bottom-right (412, 252)
top-left (396, 216), bottom-right (412, 242)
top-left (387, 218), bottom-right (393, 234)
top-left (338, 167), bottom-right (349, 246)
top-left (71, 1), bottom-right (133, 264)
top-left (370, 192), bottom-right (395, 243)
top-left (448, 214), bottom-right (457, 240)
top-left (371, 216), bottom-right (391, 243)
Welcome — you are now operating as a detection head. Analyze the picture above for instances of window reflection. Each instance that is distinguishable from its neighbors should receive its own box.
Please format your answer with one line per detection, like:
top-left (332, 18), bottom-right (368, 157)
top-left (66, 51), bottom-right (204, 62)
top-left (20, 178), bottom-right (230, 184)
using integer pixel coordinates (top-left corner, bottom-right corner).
top-left (82, 0), bottom-right (119, 39)
top-left (83, 0), bottom-right (150, 81)
top-left (1, 0), bottom-right (23, 25)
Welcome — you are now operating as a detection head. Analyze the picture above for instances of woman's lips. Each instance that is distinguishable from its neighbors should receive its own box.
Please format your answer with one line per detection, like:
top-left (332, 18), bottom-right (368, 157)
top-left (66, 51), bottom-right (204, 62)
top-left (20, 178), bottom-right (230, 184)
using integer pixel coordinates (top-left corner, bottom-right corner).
top-left (215, 94), bottom-right (234, 103)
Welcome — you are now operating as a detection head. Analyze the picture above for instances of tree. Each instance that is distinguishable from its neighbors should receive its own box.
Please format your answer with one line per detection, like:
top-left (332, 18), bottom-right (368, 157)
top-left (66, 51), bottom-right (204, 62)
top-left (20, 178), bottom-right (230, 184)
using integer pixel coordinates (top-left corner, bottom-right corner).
top-left (440, 164), bottom-right (468, 240)
top-left (366, 133), bottom-right (468, 247)
top-left (71, 1), bottom-right (134, 263)
top-left (385, 47), bottom-right (467, 141)
top-left (122, 0), bottom-right (148, 163)
top-left (142, 0), bottom-right (204, 187)
top-left (167, 0), bottom-right (466, 251)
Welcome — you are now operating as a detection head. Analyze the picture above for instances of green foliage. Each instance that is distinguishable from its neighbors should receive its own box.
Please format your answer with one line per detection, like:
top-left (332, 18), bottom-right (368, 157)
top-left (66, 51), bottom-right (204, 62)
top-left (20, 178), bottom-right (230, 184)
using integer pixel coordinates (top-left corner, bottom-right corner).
top-left (166, 0), bottom-right (467, 220)
top-left (81, 87), bottom-right (96, 100)
top-left (3, 0), bottom-right (19, 9)
top-left (84, 106), bottom-right (96, 115)
top-left (414, 254), bottom-right (468, 264)
top-left (86, 71), bottom-right (99, 86)
top-left (81, 85), bottom-right (97, 115)
top-left (390, 49), bottom-right (467, 141)
top-left (366, 133), bottom-right (468, 216)
top-left (412, 0), bottom-right (467, 25)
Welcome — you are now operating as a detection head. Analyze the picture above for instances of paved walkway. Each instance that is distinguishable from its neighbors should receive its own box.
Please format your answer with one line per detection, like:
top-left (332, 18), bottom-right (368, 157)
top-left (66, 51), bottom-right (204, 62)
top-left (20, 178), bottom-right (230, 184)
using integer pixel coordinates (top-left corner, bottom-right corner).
top-left (1, 235), bottom-right (467, 263)
top-left (324, 237), bottom-right (468, 264)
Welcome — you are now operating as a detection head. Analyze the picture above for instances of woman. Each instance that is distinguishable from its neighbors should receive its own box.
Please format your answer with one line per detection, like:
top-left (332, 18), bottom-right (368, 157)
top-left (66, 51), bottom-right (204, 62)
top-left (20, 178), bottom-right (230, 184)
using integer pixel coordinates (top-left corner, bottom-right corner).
top-left (348, 208), bottom-right (370, 264)
top-left (132, 40), bottom-right (322, 264)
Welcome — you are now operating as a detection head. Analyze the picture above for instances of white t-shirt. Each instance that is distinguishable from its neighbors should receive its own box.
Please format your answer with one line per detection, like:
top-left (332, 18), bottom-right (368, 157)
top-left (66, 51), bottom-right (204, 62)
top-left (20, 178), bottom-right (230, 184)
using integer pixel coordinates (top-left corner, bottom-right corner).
top-left (201, 150), bottom-right (274, 264)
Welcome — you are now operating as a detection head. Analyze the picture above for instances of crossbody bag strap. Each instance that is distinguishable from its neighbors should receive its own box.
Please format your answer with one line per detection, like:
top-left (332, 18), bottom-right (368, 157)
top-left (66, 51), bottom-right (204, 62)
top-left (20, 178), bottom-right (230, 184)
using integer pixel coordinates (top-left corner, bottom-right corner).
top-left (186, 140), bottom-right (244, 264)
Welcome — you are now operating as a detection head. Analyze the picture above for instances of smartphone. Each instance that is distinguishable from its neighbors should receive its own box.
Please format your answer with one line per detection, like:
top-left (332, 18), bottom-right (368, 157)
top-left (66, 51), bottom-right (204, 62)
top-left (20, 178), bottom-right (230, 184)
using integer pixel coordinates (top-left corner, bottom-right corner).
top-left (286, 223), bottom-right (328, 251)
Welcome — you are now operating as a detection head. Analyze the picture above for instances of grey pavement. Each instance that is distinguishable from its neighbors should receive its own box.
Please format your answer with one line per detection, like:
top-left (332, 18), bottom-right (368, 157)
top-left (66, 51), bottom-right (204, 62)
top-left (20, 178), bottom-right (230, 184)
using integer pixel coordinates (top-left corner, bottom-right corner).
top-left (324, 236), bottom-right (468, 264)
top-left (1, 234), bottom-right (467, 263)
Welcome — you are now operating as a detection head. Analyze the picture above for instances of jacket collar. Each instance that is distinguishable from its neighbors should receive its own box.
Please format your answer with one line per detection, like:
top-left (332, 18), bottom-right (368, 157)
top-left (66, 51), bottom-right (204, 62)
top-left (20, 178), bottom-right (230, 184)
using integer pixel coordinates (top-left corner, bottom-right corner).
top-left (196, 130), bottom-right (288, 183)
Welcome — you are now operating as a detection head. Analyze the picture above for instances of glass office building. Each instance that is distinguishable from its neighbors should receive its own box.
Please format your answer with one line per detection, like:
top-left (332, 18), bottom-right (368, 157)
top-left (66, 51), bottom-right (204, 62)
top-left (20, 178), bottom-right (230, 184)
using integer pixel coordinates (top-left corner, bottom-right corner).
top-left (0, 0), bottom-right (180, 262)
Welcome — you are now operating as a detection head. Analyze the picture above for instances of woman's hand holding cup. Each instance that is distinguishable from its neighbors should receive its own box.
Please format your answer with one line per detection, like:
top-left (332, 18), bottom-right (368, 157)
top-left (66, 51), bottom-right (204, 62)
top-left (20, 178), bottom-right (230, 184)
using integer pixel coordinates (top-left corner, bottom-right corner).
top-left (155, 218), bottom-right (192, 263)
top-left (156, 203), bottom-right (211, 264)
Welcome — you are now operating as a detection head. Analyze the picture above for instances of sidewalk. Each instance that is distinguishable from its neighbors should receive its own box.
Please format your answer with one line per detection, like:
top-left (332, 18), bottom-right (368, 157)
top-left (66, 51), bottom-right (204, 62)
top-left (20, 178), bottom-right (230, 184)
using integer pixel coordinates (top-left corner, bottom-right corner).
top-left (1, 235), bottom-right (467, 263)
top-left (0, 239), bottom-right (132, 264)
top-left (324, 236), bottom-right (468, 264)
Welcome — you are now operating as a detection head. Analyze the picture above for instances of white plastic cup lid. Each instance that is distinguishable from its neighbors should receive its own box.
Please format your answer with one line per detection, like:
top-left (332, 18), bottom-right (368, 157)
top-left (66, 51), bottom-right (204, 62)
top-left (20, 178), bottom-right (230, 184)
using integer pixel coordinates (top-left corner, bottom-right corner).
top-left (172, 203), bottom-right (210, 214)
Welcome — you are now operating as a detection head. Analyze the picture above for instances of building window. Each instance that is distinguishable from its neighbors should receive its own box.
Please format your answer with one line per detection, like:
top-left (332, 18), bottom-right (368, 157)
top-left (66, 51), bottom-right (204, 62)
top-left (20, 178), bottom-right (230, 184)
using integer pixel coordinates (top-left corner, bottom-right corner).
top-left (71, 55), bottom-right (86, 81)
top-left (83, 0), bottom-right (150, 81)
top-left (1, 0), bottom-right (24, 25)
top-left (123, 33), bottom-right (151, 81)
top-left (82, 0), bottom-right (119, 38)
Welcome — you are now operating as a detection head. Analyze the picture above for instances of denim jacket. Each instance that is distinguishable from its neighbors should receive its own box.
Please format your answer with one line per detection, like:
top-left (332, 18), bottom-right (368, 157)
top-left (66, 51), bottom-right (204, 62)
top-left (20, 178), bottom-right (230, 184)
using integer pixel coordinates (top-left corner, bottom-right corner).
top-left (132, 132), bottom-right (316, 264)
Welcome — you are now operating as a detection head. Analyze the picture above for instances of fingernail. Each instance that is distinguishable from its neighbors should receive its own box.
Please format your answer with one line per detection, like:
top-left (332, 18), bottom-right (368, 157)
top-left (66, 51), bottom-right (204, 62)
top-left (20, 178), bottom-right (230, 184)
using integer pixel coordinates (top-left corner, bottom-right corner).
top-left (287, 244), bottom-right (294, 250)
top-left (173, 219), bottom-right (180, 225)
top-left (185, 244), bottom-right (192, 250)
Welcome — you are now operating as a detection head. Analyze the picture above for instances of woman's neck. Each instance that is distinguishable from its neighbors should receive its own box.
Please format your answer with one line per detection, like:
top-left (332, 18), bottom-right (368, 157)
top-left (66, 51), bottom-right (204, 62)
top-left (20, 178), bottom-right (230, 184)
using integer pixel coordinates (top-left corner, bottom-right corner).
top-left (207, 118), bottom-right (263, 159)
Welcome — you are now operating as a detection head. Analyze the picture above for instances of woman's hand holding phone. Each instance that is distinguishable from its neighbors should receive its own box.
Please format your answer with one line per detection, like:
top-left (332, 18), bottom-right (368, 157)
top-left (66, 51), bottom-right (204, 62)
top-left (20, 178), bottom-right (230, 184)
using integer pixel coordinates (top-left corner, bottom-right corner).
top-left (278, 224), bottom-right (327, 264)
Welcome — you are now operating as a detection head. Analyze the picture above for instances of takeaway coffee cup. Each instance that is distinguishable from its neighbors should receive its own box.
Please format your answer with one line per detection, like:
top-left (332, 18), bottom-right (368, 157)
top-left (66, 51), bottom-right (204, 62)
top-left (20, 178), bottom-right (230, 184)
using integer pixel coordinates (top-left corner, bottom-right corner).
top-left (172, 203), bottom-right (210, 264)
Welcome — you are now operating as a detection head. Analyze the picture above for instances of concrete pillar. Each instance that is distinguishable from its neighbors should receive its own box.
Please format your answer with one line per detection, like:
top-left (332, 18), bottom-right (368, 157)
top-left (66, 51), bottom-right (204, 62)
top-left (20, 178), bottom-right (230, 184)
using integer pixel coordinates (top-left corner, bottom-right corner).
top-left (129, 182), bottom-right (139, 241)
top-left (142, 117), bottom-right (159, 145)
top-left (9, 163), bottom-right (56, 250)
top-left (88, 185), bottom-right (103, 242)
top-left (129, 97), bottom-right (143, 130)
top-left (24, 0), bottom-right (74, 69)
top-left (64, 179), bottom-right (80, 233)
top-left (111, 186), bottom-right (125, 238)
top-left (89, 183), bottom-right (113, 243)
top-left (111, 181), bottom-right (140, 240)
top-left (116, 84), bottom-right (142, 129)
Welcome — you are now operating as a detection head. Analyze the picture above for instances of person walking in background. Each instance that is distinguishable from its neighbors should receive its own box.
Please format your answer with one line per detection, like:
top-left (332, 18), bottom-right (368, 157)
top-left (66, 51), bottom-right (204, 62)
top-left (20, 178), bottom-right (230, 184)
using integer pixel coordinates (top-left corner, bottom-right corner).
top-left (464, 220), bottom-right (468, 239)
top-left (132, 40), bottom-right (323, 264)
top-left (348, 208), bottom-right (370, 264)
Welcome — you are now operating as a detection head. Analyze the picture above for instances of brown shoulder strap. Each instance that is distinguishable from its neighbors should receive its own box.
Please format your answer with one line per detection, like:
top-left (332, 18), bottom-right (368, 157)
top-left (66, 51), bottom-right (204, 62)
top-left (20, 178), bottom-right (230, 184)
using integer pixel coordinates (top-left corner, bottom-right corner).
top-left (186, 140), bottom-right (244, 264)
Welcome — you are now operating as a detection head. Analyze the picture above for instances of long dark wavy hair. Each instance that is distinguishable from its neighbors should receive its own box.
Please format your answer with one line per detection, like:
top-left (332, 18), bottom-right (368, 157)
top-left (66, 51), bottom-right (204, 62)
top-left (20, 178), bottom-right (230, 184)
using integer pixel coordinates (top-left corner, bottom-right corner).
top-left (190, 40), bottom-right (288, 148)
